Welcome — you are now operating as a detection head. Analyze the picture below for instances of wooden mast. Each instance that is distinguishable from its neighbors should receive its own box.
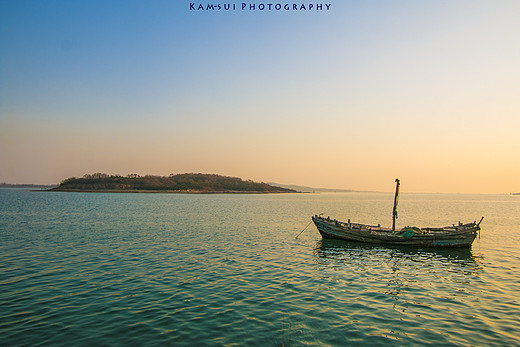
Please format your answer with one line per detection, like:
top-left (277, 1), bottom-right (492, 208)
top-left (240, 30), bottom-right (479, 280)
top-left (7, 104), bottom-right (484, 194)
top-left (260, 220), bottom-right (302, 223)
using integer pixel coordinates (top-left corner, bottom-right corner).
top-left (392, 178), bottom-right (400, 231)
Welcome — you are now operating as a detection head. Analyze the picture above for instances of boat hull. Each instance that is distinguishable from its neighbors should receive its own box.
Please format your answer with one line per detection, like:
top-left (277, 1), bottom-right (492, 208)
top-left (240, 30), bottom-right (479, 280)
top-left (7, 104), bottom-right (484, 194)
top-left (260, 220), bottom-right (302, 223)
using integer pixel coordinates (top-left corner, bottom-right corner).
top-left (312, 216), bottom-right (478, 247)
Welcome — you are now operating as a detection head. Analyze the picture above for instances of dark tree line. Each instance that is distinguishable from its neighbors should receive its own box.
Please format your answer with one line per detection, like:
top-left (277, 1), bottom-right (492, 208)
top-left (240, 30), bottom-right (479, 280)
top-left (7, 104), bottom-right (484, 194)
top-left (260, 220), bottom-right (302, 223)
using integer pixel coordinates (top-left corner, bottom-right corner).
top-left (54, 173), bottom-right (295, 193)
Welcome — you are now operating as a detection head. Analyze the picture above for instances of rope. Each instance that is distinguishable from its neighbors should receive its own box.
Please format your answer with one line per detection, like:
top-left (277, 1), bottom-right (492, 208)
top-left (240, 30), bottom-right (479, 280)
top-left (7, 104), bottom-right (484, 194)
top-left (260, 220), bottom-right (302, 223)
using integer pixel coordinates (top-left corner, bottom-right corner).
top-left (295, 220), bottom-right (313, 239)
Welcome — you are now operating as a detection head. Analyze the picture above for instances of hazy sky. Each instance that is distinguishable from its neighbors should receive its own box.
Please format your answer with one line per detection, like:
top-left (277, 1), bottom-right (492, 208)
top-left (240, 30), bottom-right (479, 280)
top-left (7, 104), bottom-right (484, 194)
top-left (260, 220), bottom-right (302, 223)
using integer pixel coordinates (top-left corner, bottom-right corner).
top-left (1, 1), bottom-right (519, 193)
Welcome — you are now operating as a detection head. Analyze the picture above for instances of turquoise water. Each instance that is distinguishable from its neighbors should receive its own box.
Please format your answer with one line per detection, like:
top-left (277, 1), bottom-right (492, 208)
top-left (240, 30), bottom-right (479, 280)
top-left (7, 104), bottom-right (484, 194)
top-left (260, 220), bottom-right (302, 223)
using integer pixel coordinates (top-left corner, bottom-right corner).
top-left (1, 189), bottom-right (519, 346)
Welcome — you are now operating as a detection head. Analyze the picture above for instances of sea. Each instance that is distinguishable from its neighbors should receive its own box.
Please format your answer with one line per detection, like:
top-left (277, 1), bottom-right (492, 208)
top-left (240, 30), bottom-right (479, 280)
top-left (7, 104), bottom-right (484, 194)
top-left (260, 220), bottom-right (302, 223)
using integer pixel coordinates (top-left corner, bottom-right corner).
top-left (1, 188), bottom-right (519, 346)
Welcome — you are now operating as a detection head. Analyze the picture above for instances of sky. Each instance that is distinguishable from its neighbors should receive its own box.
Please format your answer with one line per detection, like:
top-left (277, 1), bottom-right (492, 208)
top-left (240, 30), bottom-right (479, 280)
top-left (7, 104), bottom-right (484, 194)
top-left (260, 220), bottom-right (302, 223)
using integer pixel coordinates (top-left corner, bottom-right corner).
top-left (1, 0), bottom-right (519, 193)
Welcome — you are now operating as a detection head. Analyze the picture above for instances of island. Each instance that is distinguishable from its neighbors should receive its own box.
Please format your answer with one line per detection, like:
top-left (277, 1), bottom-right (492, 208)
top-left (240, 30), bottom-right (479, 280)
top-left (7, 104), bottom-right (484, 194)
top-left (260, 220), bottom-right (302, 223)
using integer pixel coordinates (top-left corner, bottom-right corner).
top-left (50, 173), bottom-right (297, 193)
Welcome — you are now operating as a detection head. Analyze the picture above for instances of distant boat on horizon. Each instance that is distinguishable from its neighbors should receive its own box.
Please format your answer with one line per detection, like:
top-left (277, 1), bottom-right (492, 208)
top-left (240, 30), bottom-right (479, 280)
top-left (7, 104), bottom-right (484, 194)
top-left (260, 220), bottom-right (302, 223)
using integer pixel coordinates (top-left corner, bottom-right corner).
top-left (312, 179), bottom-right (484, 247)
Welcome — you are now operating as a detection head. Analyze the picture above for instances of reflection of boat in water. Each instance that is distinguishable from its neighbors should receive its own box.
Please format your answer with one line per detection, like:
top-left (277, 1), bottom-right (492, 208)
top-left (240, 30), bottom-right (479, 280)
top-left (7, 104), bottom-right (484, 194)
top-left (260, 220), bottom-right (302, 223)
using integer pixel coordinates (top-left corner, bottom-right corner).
top-left (315, 238), bottom-right (478, 265)
top-left (312, 179), bottom-right (484, 248)
top-left (314, 238), bottom-right (482, 301)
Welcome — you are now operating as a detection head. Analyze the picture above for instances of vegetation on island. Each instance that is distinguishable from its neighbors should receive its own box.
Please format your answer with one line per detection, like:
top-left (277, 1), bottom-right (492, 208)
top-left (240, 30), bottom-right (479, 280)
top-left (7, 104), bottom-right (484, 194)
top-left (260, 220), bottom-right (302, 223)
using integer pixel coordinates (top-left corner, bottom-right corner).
top-left (52, 173), bottom-right (297, 193)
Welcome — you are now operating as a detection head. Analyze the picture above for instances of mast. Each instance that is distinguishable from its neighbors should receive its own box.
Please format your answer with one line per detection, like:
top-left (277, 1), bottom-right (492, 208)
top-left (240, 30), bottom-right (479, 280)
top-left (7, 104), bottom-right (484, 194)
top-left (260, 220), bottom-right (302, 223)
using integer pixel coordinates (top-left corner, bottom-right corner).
top-left (392, 178), bottom-right (400, 231)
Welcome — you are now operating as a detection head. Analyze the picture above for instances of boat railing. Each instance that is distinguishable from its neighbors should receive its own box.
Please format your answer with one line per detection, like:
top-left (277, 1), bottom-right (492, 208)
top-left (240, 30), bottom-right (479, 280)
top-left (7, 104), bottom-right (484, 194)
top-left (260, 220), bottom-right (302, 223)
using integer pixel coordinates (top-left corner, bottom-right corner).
top-left (315, 216), bottom-right (383, 230)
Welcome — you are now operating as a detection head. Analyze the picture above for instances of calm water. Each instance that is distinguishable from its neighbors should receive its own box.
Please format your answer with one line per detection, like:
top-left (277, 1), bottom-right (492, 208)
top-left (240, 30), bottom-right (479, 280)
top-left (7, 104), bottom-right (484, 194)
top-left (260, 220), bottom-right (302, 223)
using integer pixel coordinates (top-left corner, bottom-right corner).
top-left (1, 189), bottom-right (519, 346)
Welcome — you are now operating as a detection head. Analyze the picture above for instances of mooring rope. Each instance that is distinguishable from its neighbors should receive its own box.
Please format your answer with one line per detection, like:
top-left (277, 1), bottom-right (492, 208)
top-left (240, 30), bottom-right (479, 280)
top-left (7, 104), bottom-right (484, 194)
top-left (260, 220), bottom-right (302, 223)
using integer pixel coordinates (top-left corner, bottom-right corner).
top-left (295, 220), bottom-right (313, 239)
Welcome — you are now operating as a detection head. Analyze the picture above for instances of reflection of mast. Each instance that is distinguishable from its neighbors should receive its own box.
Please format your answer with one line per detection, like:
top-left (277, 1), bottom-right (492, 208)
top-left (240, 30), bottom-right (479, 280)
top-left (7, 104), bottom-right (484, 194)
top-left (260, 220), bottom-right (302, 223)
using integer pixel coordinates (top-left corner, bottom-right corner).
top-left (392, 178), bottom-right (400, 231)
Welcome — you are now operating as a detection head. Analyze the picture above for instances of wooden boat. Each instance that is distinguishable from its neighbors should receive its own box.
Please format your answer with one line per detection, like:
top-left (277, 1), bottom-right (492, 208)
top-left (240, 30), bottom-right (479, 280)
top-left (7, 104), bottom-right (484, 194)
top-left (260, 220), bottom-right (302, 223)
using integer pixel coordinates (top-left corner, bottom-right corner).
top-left (312, 179), bottom-right (483, 247)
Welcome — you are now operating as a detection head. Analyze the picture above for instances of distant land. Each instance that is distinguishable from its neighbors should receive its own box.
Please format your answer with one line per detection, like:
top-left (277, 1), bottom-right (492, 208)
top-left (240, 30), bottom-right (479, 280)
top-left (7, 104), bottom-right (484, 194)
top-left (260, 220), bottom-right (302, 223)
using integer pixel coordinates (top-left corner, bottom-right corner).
top-left (268, 183), bottom-right (370, 193)
top-left (0, 178), bottom-right (376, 193)
top-left (50, 173), bottom-right (296, 193)
top-left (0, 183), bottom-right (57, 189)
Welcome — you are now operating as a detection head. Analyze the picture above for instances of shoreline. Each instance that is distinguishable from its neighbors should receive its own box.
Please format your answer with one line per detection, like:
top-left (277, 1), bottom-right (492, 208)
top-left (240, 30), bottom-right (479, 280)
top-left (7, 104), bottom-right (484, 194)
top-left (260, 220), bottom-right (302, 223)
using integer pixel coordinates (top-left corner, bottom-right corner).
top-left (44, 189), bottom-right (302, 194)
